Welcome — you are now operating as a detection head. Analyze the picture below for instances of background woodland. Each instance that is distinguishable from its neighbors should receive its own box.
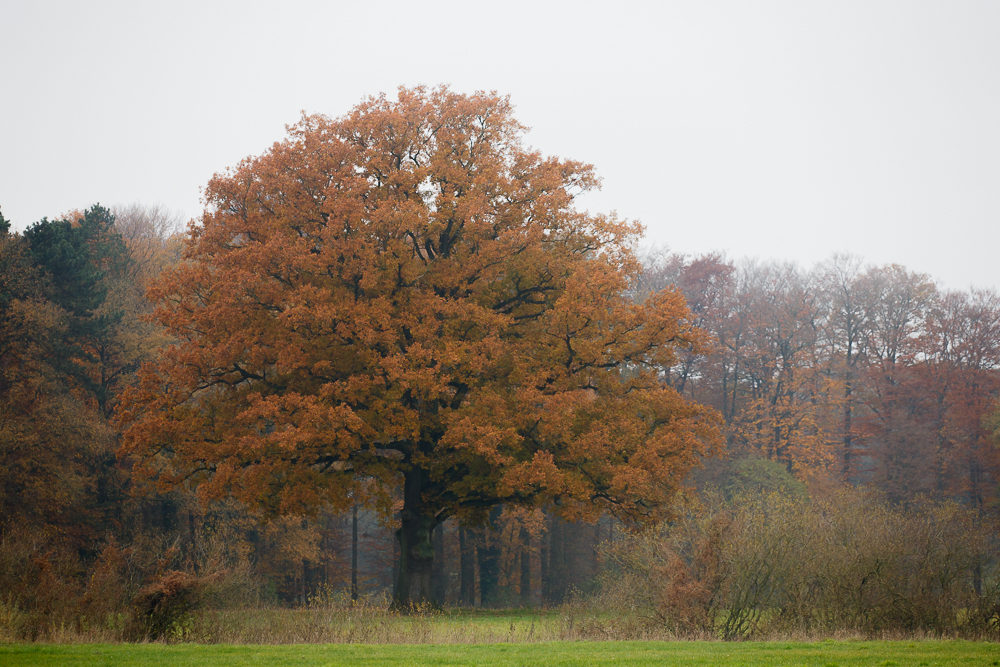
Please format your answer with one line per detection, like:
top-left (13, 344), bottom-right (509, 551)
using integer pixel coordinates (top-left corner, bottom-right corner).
top-left (1, 202), bottom-right (999, 639)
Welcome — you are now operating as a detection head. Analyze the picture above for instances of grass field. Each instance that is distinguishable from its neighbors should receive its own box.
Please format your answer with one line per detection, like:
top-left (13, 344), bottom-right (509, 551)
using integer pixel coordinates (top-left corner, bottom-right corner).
top-left (177, 606), bottom-right (592, 644)
top-left (2, 639), bottom-right (999, 666)
top-left (4, 605), bottom-right (999, 665)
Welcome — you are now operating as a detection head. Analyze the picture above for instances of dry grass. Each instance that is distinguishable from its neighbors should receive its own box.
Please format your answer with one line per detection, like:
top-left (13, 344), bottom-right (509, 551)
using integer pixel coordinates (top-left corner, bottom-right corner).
top-left (186, 594), bottom-right (622, 645)
top-left (9, 594), bottom-right (989, 646)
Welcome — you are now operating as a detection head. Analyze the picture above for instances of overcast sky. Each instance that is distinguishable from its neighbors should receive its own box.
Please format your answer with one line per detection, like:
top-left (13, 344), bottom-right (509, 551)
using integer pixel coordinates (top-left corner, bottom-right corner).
top-left (2, 1), bottom-right (998, 291)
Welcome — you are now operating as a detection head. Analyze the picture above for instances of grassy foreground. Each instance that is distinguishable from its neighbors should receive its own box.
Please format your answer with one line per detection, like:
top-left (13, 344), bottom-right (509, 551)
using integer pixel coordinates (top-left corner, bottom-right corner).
top-left (2, 640), bottom-right (999, 666)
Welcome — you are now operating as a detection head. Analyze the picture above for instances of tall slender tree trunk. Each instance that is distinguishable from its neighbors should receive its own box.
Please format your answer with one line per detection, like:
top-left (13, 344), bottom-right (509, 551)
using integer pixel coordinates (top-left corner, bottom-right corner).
top-left (300, 558), bottom-right (308, 606)
top-left (592, 519), bottom-right (602, 579)
top-left (477, 506), bottom-right (502, 607)
top-left (540, 513), bottom-right (550, 603)
top-left (459, 526), bottom-right (475, 606)
top-left (843, 350), bottom-right (854, 483)
top-left (545, 513), bottom-right (566, 604)
top-left (432, 522), bottom-right (446, 605)
top-left (935, 390), bottom-right (948, 496)
top-left (519, 526), bottom-right (532, 607)
top-left (187, 510), bottom-right (199, 573)
top-left (351, 502), bottom-right (359, 601)
top-left (391, 513), bottom-right (400, 596)
top-left (392, 466), bottom-right (438, 610)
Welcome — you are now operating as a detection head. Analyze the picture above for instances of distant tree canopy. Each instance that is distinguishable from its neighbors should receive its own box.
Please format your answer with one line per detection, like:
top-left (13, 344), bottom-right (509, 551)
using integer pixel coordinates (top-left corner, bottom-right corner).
top-left (0, 203), bottom-right (179, 540)
top-left (117, 86), bottom-right (724, 608)
top-left (24, 205), bottom-right (125, 317)
top-left (643, 249), bottom-right (1000, 507)
top-left (0, 205), bottom-right (125, 535)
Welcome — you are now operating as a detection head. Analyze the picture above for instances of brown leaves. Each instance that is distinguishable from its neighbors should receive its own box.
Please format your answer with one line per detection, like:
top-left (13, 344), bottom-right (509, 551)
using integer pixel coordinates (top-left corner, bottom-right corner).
top-left (118, 86), bottom-right (722, 530)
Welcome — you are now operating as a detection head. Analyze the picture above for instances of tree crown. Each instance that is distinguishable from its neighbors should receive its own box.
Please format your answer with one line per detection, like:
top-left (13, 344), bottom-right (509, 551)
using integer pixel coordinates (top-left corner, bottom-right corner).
top-left (118, 87), bottom-right (721, 527)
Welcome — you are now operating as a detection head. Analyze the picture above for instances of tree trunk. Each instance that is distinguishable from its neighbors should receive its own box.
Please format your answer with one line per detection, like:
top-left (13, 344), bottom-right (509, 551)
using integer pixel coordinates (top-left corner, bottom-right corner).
top-left (351, 502), bottom-right (359, 601)
top-left (300, 557), bottom-right (308, 606)
top-left (843, 365), bottom-right (854, 483)
top-left (545, 513), bottom-right (566, 604)
top-left (477, 506), bottom-right (502, 607)
top-left (540, 514), bottom-right (549, 602)
top-left (592, 519), bottom-right (601, 579)
top-left (459, 526), bottom-right (475, 606)
top-left (432, 522), bottom-right (446, 605)
top-left (187, 510), bottom-right (199, 573)
top-left (392, 467), bottom-right (438, 610)
top-left (519, 525), bottom-right (532, 607)
top-left (391, 512), bottom-right (400, 595)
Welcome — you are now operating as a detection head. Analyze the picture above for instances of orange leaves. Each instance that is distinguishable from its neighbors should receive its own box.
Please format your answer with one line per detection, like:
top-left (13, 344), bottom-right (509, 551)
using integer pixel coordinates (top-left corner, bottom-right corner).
top-left (732, 371), bottom-right (843, 480)
top-left (117, 86), bottom-right (723, 542)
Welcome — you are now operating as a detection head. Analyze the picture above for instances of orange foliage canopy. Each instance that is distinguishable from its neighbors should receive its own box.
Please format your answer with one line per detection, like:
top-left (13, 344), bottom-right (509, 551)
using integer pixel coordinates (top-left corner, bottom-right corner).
top-left (117, 87), bottom-right (721, 606)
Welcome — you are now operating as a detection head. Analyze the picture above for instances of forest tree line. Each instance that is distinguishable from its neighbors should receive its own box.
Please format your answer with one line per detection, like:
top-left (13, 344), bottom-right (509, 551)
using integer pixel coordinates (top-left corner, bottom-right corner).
top-left (635, 249), bottom-right (1000, 507)
top-left (1, 202), bottom-right (999, 627)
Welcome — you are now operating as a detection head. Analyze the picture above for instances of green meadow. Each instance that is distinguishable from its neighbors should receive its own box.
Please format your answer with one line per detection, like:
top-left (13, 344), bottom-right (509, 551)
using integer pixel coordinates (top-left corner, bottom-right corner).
top-left (3, 640), bottom-right (999, 667)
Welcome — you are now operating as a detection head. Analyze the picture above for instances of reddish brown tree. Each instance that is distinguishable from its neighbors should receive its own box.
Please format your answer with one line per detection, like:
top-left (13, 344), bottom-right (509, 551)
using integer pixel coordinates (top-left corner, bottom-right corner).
top-left (117, 88), bottom-right (723, 609)
top-left (817, 253), bottom-right (872, 481)
top-left (915, 288), bottom-right (1000, 506)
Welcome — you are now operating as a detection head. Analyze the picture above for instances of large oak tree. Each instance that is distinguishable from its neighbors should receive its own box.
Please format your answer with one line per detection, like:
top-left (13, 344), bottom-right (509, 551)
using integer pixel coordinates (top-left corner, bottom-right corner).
top-left (117, 87), bottom-right (722, 608)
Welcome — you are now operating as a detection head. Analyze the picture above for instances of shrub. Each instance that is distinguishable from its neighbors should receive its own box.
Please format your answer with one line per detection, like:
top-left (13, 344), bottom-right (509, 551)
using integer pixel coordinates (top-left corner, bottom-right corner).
top-left (598, 489), bottom-right (1000, 639)
top-left (0, 528), bottom-right (84, 640)
top-left (124, 570), bottom-right (212, 641)
top-left (0, 524), bottom-right (257, 642)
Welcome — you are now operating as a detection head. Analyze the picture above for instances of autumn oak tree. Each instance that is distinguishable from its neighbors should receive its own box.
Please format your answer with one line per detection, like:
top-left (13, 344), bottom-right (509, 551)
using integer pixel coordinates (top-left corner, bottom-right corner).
top-left (117, 87), bottom-right (722, 608)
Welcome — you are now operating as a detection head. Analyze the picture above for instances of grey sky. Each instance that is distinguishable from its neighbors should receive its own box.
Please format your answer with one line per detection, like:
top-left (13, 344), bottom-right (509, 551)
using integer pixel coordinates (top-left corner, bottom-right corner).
top-left (2, 1), bottom-right (998, 291)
